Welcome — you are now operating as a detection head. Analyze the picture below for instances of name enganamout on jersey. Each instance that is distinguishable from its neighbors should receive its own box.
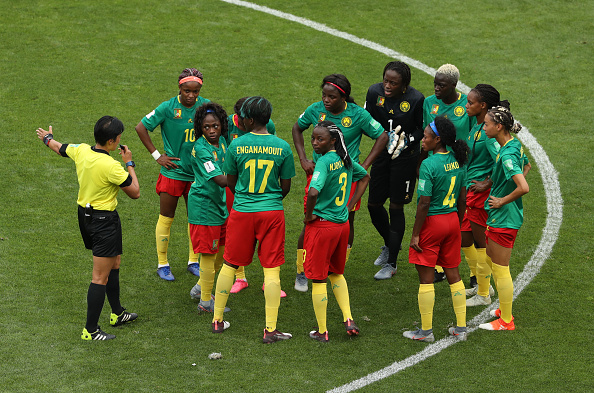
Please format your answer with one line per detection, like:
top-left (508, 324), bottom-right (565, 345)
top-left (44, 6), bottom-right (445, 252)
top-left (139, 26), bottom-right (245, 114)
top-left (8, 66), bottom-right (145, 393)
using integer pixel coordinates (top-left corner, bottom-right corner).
top-left (236, 145), bottom-right (283, 156)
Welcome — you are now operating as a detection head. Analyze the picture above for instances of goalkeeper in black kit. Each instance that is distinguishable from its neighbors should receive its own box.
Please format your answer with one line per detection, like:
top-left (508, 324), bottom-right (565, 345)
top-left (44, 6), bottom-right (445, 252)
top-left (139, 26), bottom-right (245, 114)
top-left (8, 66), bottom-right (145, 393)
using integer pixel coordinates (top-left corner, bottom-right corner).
top-left (364, 61), bottom-right (425, 280)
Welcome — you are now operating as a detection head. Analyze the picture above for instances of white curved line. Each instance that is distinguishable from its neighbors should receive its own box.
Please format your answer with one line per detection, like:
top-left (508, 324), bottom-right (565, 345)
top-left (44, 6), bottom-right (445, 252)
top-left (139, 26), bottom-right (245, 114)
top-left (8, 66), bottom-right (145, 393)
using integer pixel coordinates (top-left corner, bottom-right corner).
top-left (218, 1), bottom-right (564, 392)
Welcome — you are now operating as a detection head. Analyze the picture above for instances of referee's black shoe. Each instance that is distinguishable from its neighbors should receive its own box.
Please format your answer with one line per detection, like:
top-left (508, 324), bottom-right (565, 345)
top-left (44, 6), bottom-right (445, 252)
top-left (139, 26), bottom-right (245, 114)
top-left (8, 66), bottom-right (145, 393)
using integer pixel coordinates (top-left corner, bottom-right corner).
top-left (110, 308), bottom-right (138, 327)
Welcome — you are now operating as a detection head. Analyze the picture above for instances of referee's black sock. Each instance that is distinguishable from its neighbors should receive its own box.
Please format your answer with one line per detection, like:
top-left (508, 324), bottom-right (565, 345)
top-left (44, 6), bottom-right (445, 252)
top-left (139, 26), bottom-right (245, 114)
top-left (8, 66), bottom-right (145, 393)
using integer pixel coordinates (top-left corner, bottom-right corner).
top-left (86, 283), bottom-right (106, 332)
top-left (106, 269), bottom-right (123, 316)
top-left (368, 204), bottom-right (390, 245)
top-left (388, 207), bottom-right (406, 267)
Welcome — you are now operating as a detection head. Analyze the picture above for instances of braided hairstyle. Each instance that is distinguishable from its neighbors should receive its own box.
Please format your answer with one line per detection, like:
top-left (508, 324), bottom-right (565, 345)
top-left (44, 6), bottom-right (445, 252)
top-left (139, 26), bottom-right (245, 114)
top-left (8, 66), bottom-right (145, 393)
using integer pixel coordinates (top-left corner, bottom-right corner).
top-left (194, 102), bottom-right (228, 139)
top-left (471, 84), bottom-right (510, 110)
top-left (321, 74), bottom-right (356, 104)
top-left (315, 120), bottom-right (352, 169)
top-left (383, 61), bottom-right (412, 88)
top-left (433, 116), bottom-right (469, 167)
top-left (487, 106), bottom-right (522, 133)
top-left (239, 96), bottom-right (272, 126)
top-left (178, 68), bottom-right (204, 83)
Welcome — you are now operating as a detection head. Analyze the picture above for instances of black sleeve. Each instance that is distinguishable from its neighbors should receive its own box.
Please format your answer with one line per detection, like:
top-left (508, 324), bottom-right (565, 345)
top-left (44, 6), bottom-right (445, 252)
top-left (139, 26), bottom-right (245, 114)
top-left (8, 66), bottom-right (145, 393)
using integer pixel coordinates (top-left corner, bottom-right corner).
top-left (119, 174), bottom-right (133, 188)
top-left (59, 144), bottom-right (69, 157)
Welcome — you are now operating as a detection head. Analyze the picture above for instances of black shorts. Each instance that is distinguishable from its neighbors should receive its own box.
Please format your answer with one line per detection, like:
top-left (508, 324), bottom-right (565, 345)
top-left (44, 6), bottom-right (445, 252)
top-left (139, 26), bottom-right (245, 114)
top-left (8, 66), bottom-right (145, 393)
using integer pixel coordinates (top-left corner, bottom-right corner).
top-left (368, 150), bottom-right (418, 205)
top-left (77, 205), bottom-right (122, 257)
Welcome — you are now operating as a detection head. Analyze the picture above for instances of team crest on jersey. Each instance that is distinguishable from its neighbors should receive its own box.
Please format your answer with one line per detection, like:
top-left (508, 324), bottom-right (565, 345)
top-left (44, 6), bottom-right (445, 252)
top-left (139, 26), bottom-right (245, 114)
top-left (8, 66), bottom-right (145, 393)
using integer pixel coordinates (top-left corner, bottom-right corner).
top-left (376, 96), bottom-right (385, 107)
top-left (400, 101), bottom-right (410, 112)
top-left (341, 117), bottom-right (353, 127)
top-left (319, 113), bottom-right (326, 122)
top-left (174, 109), bottom-right (182, 119)
top-left (454, 106), bottom-right (465, 117)
top-left (431, 104), bottom-right (439, 114)
top-left (212, 151), bottom-right (218, 161)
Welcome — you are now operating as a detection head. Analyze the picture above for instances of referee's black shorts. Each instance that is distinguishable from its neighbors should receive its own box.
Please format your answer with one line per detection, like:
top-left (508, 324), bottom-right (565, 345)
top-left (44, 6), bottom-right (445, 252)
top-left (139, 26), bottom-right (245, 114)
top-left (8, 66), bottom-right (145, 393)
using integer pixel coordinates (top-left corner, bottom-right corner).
top-left (368, 150), bottom-right (418, 206)
top-left (77, 205), bottom-right (123, 257)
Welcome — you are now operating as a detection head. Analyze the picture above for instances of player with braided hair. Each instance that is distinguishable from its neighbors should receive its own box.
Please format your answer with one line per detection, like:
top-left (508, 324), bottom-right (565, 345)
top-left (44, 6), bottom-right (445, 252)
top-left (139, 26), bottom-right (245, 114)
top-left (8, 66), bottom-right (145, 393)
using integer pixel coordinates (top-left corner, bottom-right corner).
top-left (404, 116), bottom-right (469, 342)
top-left (364, 61), bottom-right (425, 280)
top-left (304, 121), bottom-right (370, 342)
top-left (135, 68), bottom-right (210, 281)
top-left (292, 74), bottom-right (388, 292)
top-left (478, 106), bottom-right (529, 331)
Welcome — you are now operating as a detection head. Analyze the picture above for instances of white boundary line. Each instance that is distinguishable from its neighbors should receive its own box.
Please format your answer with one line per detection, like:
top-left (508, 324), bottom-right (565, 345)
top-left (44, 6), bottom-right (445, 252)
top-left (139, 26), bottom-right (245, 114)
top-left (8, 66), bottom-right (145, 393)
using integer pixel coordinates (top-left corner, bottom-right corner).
top-left (219, 1), bottom-right (564, 391)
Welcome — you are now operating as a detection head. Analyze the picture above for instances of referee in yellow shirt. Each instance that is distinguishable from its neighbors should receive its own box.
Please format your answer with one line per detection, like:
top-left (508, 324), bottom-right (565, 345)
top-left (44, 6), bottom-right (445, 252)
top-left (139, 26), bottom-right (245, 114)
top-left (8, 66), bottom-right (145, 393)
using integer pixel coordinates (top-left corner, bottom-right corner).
top-left (37, 116), bottom-right (140, 341)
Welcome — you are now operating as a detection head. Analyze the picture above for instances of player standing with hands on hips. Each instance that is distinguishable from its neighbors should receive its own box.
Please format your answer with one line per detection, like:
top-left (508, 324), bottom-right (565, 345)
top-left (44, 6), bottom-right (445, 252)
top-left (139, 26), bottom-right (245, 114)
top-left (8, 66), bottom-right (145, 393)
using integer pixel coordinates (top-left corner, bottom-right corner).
top-left (135, 68), bottom-right (209, 281)
top-left (304, 121), bottom-right (370, 342)
top-left (37, 116), bottom-right (139, 341)
top-left (211, 97), bottom-right (296, 343)
top-left (364, 61), bottom-right (425, 280)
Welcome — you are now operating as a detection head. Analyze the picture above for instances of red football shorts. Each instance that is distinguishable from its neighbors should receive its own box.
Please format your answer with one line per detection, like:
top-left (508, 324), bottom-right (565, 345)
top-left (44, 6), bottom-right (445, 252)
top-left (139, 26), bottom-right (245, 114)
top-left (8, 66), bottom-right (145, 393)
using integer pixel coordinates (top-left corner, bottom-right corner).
top-left (155, 173), bottom-right (192, 197)
top-left (223, 210), bottom-right (286, 268)
top-left (189, 222), bottom-right (226, 254)
top-left (303, 219), bottom-right (349, 281)
top-left (485, 226), bottom-right (518, 248)
top-left (409, 212), bottom-right (461, 269)
top-left (303, 174), bottom-right (361, 213)
top-left (465, 188), bottom-right (489, 227)
top-left (225, 187), bottom-right (234, 213)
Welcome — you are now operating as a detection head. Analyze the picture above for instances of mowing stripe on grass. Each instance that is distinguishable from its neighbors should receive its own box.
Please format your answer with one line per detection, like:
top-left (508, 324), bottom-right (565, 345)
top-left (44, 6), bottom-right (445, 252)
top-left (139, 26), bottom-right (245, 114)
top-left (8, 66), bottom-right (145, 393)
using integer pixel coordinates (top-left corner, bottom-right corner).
top-left (220, 1), bottom-right (563, 391)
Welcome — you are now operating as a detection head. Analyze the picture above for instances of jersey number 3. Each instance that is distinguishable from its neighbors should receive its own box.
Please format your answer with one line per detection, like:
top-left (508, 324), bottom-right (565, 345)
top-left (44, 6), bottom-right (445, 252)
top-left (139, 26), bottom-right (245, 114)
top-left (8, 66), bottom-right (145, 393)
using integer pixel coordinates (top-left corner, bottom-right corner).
top-left (335, 173), bottom-right (348, 206)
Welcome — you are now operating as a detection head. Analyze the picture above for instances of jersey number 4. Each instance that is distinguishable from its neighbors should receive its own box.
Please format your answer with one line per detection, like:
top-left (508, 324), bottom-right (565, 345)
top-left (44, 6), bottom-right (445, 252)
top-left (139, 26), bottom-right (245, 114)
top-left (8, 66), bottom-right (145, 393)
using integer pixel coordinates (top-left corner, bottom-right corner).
top-left (443, 176), bottom-right (457, 208)
top-left (245, 159), bottom-right (274, 193)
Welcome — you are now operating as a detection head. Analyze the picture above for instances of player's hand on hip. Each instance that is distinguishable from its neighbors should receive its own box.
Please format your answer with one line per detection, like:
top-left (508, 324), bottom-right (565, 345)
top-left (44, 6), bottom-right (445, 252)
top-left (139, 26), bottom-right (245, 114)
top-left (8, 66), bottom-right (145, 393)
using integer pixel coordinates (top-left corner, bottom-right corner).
top-left (157, 154), bottom-right (180, 169)
top-left (300, 158), bottom-right (315, 175)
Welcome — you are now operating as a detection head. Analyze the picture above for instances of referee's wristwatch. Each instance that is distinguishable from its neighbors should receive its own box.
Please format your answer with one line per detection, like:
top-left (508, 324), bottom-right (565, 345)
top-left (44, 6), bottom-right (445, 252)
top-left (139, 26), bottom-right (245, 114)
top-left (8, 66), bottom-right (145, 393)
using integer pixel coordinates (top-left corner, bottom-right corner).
top-left (125, 161), bottom-right (136, 168)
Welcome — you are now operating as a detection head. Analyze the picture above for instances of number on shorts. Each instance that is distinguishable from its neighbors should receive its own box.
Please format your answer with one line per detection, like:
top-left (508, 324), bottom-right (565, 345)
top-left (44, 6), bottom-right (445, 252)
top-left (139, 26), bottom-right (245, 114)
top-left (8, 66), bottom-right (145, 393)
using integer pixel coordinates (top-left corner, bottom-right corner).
top-left (335, 172), bottom-right (348, 206)
top-left (245, 159), bottom-right (274, 193)
top-left (443, 176), bottom-right (457, 208)
top-left (405, 180), bottom-right (410, 193)
top-left (184, 128), bottom-right (195, 143)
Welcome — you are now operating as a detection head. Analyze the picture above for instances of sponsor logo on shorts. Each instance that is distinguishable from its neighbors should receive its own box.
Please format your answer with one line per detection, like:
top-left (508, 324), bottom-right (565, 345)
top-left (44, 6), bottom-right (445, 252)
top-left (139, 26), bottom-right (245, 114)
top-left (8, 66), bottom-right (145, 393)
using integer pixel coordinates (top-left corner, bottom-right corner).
top-left (454, 106), bottom-right (465, 117)
top-left (341, 116), bottom-right (352, 127)
top-left (174, 109), bottom-right (182, 119)
top-left (400, 101), bottom-right (410, 112)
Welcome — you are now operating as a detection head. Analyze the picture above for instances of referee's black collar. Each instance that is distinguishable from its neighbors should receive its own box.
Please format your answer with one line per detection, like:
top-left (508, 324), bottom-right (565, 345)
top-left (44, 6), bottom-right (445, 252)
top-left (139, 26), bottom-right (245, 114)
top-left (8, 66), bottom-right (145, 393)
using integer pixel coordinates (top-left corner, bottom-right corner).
top-left (91, 146), bottom-right (110, 156)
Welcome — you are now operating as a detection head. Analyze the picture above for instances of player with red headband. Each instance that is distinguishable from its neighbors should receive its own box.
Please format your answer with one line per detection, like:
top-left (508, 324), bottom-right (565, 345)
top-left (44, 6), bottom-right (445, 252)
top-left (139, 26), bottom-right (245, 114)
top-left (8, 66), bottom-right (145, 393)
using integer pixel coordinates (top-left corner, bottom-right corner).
top-left (135, 68), bottom-right (210, 281)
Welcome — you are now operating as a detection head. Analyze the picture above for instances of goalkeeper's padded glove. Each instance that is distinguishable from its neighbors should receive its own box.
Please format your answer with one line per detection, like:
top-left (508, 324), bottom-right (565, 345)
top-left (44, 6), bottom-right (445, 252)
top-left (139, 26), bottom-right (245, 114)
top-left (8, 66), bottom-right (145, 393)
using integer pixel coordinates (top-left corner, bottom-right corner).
top-left (387, 125), bottom-right (407, 159)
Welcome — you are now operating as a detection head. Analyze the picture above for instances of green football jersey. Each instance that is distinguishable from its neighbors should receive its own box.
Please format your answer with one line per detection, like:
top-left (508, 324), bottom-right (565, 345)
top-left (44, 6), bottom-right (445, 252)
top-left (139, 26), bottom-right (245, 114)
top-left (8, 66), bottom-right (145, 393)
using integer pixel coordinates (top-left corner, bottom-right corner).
top-left (485, 137), bottom-right (525, 229)
top-left (187, 136), bottom-right (228, 226)
top-left (465, 123), bottom-right (501, 186)
top-left (309, 152), bottom-right (368, 224)
top-left (417, 151), bottom-right (466, 216)
top-left (423, 93), bottom-right (476, 141)
top-left (297, 101), bottom-right (384, 163)
top-left (226, 114), bottom-right (276, 145)
top-left (141, 95), bottom-right (210, 181)
top-left (223, 133), bottom-right (295, 213)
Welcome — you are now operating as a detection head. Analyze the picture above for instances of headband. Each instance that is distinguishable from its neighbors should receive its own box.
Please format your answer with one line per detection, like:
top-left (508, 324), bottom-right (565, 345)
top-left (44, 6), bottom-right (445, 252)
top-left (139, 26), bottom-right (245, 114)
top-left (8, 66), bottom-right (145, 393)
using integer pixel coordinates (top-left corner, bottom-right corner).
top-left (429, 121), bottom-right (440, 136)
top-left (325, 82), bottom-right (346, 95)
top-left (179, 76), bottom-right (203, 85)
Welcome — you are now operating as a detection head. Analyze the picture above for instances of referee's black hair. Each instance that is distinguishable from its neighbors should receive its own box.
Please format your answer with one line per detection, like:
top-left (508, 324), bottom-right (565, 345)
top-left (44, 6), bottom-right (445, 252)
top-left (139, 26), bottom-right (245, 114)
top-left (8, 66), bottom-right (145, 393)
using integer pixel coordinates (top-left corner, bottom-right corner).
top-left (471, 84), bottom-right (510, 110)
top-left (194, 102), bottom-right (229, 139)
top-left (383, 61), bottom-right (412, 88)
top-left (321, 74), bottom-right (356, 104)
top-left (178, 67), bottom-right (204, 83)
top-left (240, 96), bottom-right (272, 126)
top-left (315, 120), bottom-right (352, 169)
top-left (487, 106), bottom-right (522, 134)
top-left (94, 116), bottom-right (124, 146)
top-left (433, 116), bottom-right (469, 167)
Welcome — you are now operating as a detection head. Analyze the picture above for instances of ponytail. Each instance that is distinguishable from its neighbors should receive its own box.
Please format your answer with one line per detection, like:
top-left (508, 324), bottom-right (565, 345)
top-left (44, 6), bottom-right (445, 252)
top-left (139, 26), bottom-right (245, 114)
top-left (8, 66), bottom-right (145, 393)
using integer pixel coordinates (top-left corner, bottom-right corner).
top-left (433, 116), bottom-right (469, 167)
top-left (316, 121), bottom-right (352, 169)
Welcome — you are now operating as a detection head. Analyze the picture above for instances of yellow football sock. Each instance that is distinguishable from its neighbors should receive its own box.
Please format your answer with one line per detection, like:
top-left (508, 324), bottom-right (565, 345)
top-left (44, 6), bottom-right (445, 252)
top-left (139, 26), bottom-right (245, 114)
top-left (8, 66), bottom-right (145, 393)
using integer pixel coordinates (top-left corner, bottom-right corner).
top-left (212, 264), bottom-right (236, 322)
top-left (329, 274), bottom-right (352, 322)
top-left (296, 249), bottom-right (305, 274)
top-left (462, 245), bottom-right (478, 278)
top-left (436, 265), bottom-right (444, 273)
top-left (345, 247), bottom-right (352, 264)
top-left (476, 248), bottom-right (492, 297)
top-left (450, 280), bottom-right (466, 327)
top-left (312, 282), bottom-right (328, 333)
top-left (235, 265), bottom-right (246, 280)
top-left (198, 254), bottom-right (216, 302)
top-left (491, 263), bottom-right (513, 323)
top-left (188, 224), bottom-right (199, 264)
top-left (418, 283), bottom-right (435, 331)
top-left (156, 215), bottom-right (174, 267)
top-left (214, 246), bottom-right (225, 273)
top-left (263, 266), bottom-right (281, 332)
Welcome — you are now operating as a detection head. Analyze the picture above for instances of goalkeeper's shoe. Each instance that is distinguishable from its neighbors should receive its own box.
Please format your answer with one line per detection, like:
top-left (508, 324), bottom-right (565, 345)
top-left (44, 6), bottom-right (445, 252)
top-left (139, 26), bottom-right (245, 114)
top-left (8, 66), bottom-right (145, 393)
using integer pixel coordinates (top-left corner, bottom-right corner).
top-left (81, 326), bottom-right (116, 341)
top-left (110, 309), bottom-right (138, 326)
